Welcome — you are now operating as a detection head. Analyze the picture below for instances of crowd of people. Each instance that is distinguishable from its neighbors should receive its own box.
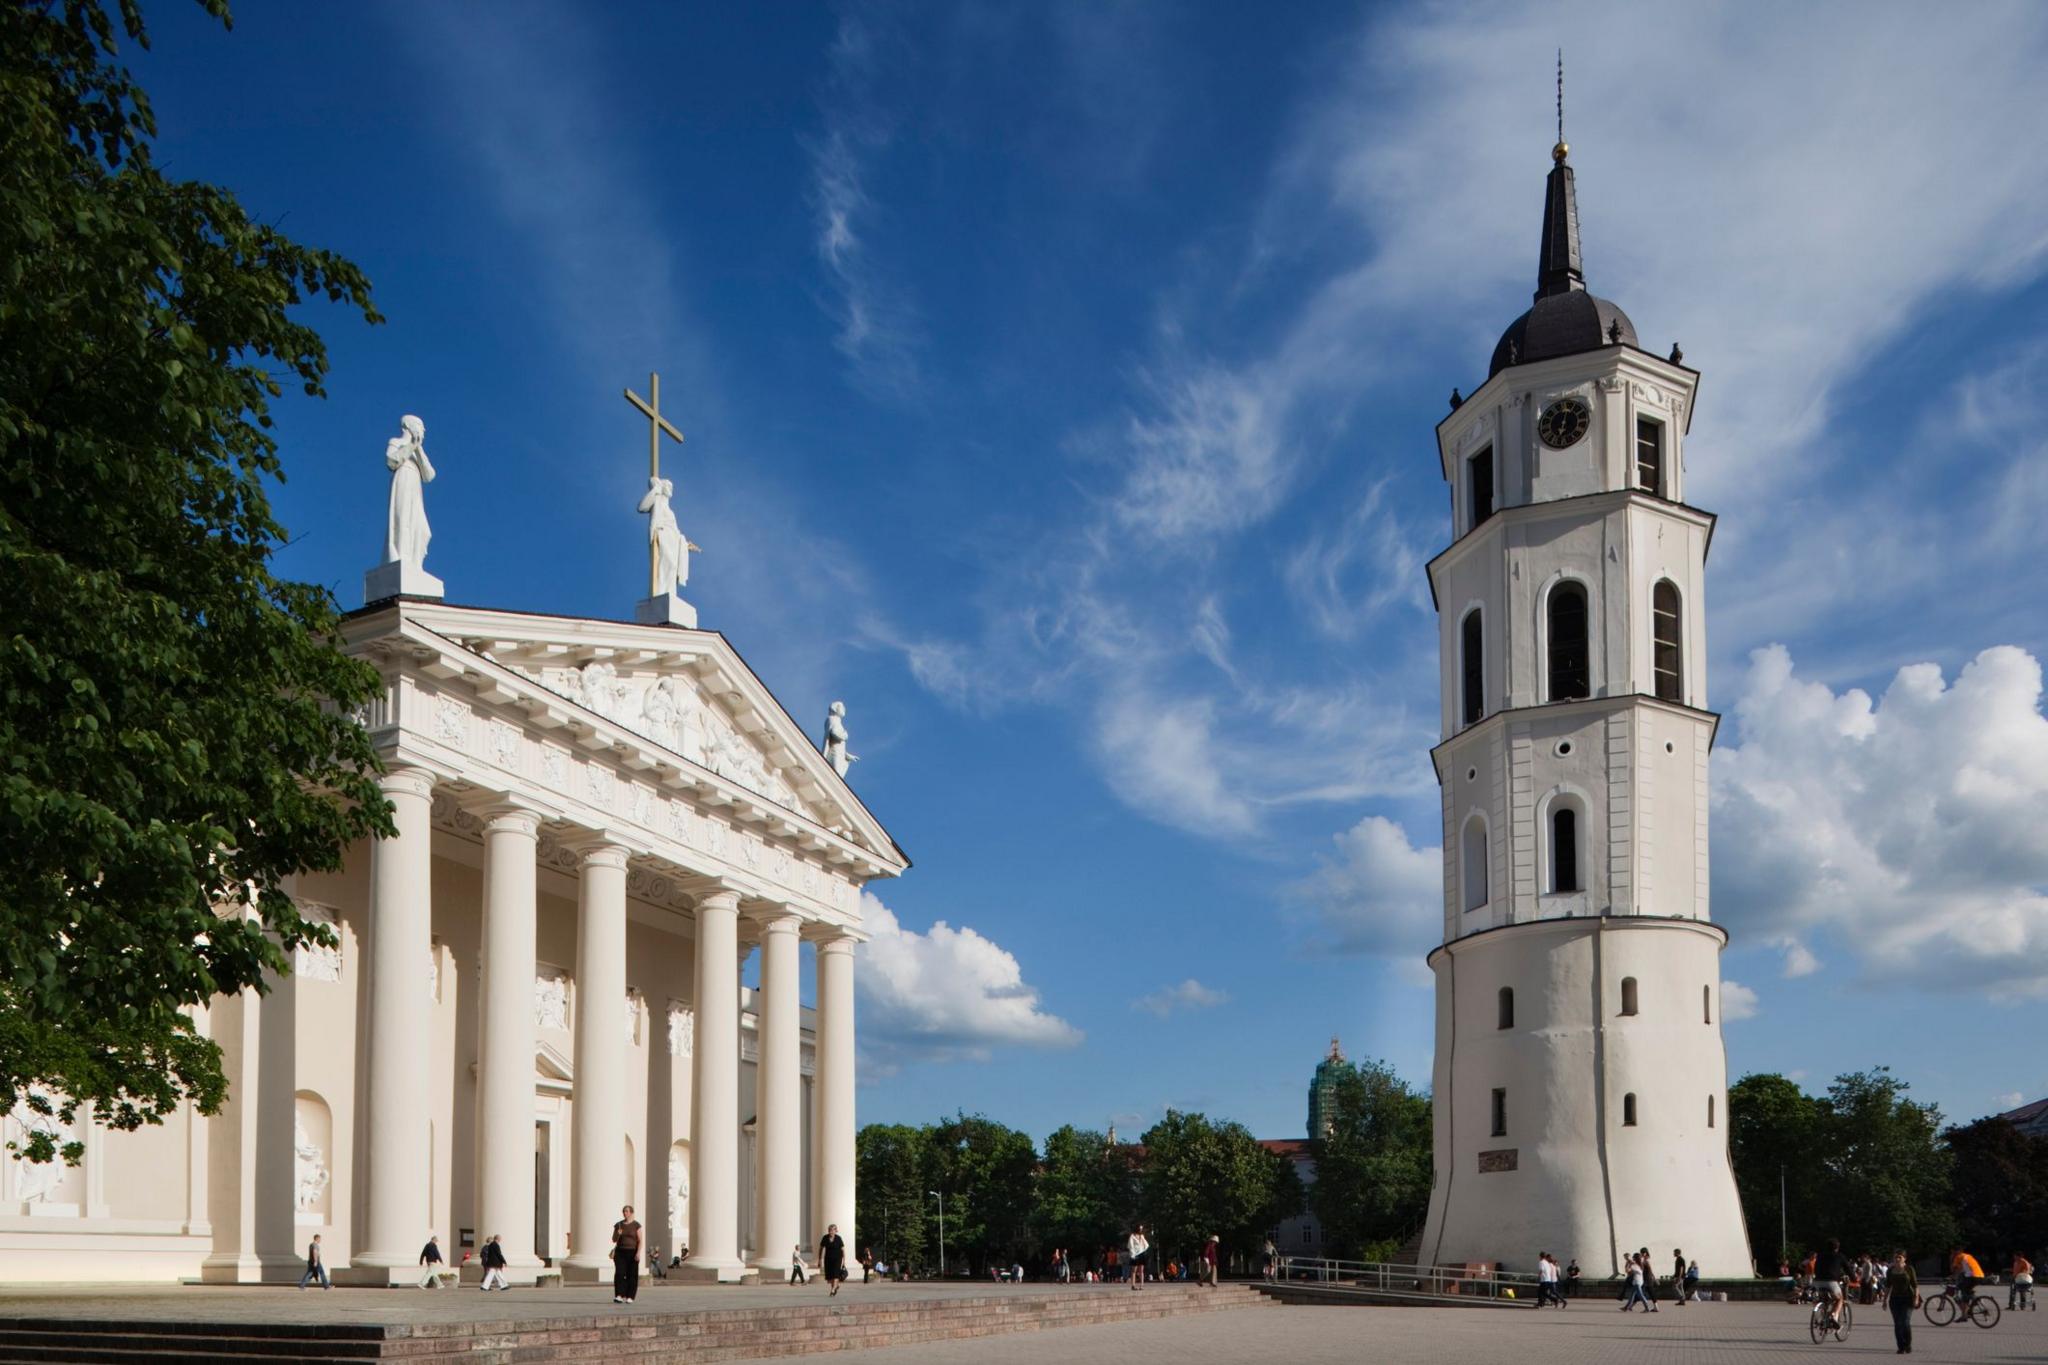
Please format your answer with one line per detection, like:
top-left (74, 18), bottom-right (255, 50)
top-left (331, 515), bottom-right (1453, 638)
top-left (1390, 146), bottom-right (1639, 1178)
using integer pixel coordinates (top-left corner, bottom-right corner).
top-left (1040, 1226), bottom-right (1221, 1286)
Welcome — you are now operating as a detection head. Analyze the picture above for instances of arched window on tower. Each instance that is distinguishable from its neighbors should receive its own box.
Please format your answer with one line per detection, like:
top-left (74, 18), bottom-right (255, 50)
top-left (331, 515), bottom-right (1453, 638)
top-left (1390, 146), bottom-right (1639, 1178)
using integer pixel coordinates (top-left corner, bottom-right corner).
top-left (1547, 582), bottom-right (1590, 701)
top-left (1461, 609), bottom-right (1485, 726)
top-left (1620, 976), bottom-right (1639, 1016)
top-left (1550, 806), bottom-right (1580, 893)
top-left (1468, 446), bottom-right (1494, 530)
top-left (1635, 417), bottom-right (1664, 495)
top-left (1653, 580), bottom-right (1683, 703)
top-left (1461, 815), bottom-right (1489, 913)
top-left (1498, 987), bottom-right (1514, 1030)
top-left (1623, 1093), bottom-right (1638, 1127)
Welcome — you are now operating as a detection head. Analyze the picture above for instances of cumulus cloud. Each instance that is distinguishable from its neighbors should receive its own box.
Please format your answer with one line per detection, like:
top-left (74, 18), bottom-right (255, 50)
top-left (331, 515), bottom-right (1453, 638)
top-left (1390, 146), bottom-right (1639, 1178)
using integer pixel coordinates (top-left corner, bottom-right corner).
top-left (1992, 1091), bottom-right (2025, 1110)
top-left (1720, 980), bottom-right (1761, 1021)
top-left (1773, 938), bottom-right (1823, 979)
top-left (1713, 644), bottom-right (2048, 998)
top-left (1134, 979), bottom-right (1230, 1018)
top-left (855, 893), bottom-right (1081, 1072)
top-left (1293, 814), bottom-right (1442, 963)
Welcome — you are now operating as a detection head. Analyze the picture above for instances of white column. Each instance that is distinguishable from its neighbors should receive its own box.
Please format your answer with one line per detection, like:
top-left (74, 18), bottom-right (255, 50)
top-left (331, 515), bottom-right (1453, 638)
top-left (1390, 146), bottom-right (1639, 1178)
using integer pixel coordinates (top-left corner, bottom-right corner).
top-left (475, 805), bottom-right (542, 1279)
top-left (563, 842), bottom-right (629, 1281)
top-left (815, 932), bottom-right (857, 1251)
top-left (687, 888), bottom-right (747, 1279)
top-left (749, 910), bottom-right (802, 1274)
top-left (351, 766), bottom-right (436, 1281)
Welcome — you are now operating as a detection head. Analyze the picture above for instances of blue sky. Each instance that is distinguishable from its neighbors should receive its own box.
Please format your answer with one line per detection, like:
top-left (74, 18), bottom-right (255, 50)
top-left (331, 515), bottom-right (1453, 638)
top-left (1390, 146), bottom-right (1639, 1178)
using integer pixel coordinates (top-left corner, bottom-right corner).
top-left (134, 1), bottom-right (2048, 1142)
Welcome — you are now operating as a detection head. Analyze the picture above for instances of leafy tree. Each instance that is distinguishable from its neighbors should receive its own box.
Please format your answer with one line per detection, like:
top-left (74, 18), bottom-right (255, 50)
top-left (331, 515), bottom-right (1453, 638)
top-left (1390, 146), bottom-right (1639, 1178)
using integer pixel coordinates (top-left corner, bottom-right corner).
top-left (1819, 1070), bottom-right (1954, 1256)
top-left (1729, 1072), bottom-right (1826, 1263)
top-left (0, 0), bottom-right (388, 1163)
top-left (854, 1123), bottom-right (929, 1273)
top-left (1308, 1057), bottom-right (1433, 1258)
top-left (1034, 1124), bottom-right (1138, 1262)
top-left (1944, 1115), bottom-right (2047, 1259)
top-left (1139, 1110), bottom-right (1300, 1266)
top-left (924, 1112), bottom-right (1037, 1274)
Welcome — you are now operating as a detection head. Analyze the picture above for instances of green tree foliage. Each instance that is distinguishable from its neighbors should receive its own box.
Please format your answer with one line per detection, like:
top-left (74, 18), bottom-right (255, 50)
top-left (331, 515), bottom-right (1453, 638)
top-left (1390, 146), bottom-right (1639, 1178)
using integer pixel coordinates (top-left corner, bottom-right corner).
top-left (0, 0), bottom-right (388, 1162)
top-left (1943, 1115), bottom-right (2047, 1258)
top-left (1033, 1124), bottom-right (1138, 1259)
top-left (1730, 1069), bottom-right (1955, 1262)
top-left (1729, 1072), bottom-right (1825, 1263)
top-left (1139, 1110), bottom-right (1301, 1265)
top-left (925, 1112), bottom-right (1038, 1273)
top-left (853, 1123), bottom-right (929, 1273)
top-left (1308, 1056), bottom-right (1433, 1258)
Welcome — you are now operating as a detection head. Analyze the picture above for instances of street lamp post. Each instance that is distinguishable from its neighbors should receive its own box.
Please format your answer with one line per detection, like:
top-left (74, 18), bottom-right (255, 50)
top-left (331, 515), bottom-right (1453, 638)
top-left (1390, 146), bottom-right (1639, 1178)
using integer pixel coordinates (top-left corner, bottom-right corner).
top-left (928, 1190), bottom-right (946, 1279)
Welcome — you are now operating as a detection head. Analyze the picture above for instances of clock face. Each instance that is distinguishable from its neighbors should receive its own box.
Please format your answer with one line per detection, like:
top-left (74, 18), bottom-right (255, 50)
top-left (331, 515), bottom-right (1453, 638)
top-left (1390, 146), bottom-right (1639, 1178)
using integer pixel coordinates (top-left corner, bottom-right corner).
top-left (1537, 396), bottom-right (1592, 449)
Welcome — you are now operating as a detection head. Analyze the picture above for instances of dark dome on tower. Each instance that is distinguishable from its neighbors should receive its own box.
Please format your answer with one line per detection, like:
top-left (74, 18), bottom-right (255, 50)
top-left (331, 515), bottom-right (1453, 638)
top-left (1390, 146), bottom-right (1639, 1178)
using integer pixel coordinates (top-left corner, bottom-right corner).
top-left (1488, 142), bottom-right (1635, 378)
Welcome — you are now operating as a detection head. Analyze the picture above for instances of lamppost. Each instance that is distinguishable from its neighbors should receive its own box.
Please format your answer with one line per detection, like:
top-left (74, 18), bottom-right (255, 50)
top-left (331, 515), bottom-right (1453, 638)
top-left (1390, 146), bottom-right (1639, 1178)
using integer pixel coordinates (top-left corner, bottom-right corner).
top-left (929, 1190), bottom-right (946, 1279)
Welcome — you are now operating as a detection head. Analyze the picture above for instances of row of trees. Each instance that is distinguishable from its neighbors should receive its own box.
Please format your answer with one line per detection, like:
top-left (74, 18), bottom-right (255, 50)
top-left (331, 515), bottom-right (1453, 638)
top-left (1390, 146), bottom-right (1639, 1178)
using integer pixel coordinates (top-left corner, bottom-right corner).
top-left (855, 1058), bottom-right (1436, 1276)
top-left (1729, 1068), bottom-right (2045, 1264)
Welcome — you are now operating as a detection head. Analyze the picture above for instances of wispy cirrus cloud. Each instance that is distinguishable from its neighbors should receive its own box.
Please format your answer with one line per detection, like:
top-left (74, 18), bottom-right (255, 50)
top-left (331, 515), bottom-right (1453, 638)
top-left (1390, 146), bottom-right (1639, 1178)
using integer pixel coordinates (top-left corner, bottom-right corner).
top-left (1134, 978), bottom-right (1229, 1018)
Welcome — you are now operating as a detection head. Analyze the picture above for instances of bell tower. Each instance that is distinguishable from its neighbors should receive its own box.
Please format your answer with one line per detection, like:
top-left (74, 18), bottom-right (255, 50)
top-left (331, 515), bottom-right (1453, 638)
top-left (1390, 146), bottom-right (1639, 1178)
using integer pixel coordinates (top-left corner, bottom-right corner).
top-left (1414, 132), bottom-right (1754, 1276)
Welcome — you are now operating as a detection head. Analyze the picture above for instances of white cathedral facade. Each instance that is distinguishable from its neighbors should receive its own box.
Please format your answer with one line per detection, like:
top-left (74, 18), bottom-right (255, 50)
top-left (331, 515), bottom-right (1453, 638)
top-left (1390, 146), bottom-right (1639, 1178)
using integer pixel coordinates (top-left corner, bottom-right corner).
top-left (0, 422), bottom-right (905, 1284)
top-left (1416, 138), bottom-right (1754, 1276)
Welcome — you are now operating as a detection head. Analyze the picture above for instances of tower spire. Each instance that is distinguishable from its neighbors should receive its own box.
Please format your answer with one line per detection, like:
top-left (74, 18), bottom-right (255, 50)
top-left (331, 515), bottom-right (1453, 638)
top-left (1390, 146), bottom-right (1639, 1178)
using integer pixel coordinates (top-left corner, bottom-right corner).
top-left (1536, 52), bottom-right (1584, 302)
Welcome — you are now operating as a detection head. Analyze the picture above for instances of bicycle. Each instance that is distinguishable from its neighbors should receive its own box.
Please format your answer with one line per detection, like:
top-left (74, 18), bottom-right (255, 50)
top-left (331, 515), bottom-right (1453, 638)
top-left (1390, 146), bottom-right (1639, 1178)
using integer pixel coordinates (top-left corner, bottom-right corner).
top-left (1808, 1294), bottom-right (1851, 1343)
top-left (1923, 1281), bottom-right (2000, 1328)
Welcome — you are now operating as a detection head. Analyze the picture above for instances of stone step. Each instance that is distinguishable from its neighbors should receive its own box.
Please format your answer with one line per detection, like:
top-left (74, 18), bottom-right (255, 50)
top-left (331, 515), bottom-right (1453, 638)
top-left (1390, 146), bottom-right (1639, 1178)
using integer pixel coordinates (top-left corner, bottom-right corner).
top-left (0, 1286), bottom-right (1271, 1364)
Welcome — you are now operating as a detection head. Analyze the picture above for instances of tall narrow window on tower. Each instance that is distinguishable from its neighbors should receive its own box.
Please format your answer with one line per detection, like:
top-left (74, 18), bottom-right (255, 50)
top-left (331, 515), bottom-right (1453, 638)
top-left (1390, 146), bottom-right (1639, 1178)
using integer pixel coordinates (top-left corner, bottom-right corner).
top-left (1550, 806), bottom-right (1580, 893)
top-left (1461, 815), bottom-right (1489, 913)
top-left (1635, 417), bottom-right (1663, 494)
top-left (1652, 580), bottom-right (1683, 702)
top-left (1490, 1088), bottom-right (1507, 1138)
top-left (1468, 446), bottom-right (1494, 530)
top-left (1497, 987), bottom-right (1515, 1030)
top-left (1546, 582), bottom-right (1590, 701)
top-left (1461, 609), bottom-right (1485, 725)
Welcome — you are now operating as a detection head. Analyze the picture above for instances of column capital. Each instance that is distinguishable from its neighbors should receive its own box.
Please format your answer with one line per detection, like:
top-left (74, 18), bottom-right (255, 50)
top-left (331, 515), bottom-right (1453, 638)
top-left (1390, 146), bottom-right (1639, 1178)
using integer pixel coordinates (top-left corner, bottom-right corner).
top-left (478, 803), bottom-right (545, 839)
top-left (812, 929), bottom-right (861, 956)
top-left (689, 884), bottom-right (744, 915)
top-left (746, 904), bottom-right (803, 936)
top-left (579, 842), bottom-right (630, 872)
top-left (377, 766), bottom-right (437, 801)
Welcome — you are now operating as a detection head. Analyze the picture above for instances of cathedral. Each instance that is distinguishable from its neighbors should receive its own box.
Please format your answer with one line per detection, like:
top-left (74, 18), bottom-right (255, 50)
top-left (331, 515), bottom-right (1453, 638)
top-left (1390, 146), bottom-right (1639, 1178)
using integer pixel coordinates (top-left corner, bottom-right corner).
top-left (0, 410), bottom-right (906, 1284)
top-left (1415, 135), bottom-right (1754, 1276)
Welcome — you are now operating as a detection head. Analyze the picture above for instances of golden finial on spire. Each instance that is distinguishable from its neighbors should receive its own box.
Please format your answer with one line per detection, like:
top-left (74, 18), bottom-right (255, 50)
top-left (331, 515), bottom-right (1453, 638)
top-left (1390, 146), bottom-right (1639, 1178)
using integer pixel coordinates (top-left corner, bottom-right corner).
top-left (1553, 49), bottom-right (1569, 163)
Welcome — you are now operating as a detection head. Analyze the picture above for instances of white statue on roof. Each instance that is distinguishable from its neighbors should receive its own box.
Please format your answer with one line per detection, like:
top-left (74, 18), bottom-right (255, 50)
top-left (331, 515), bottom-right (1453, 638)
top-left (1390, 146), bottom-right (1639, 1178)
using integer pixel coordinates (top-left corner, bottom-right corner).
top-left (822, 701), bottom-right (856, 778)
top-left (384, 415), bottom-right (435, 568)
top-left (638, 475), bottom-right (699, 593)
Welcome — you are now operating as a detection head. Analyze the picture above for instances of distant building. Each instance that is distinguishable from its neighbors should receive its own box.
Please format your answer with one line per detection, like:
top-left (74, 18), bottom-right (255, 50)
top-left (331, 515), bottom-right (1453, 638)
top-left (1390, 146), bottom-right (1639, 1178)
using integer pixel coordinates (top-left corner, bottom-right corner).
top-left (1307, 1037), bottom-right (1346, 1140)
top-left (1261, 1138), bottom-right (1322, 1256)
top-left (1999, 1096), bottom-right (2048, 1139)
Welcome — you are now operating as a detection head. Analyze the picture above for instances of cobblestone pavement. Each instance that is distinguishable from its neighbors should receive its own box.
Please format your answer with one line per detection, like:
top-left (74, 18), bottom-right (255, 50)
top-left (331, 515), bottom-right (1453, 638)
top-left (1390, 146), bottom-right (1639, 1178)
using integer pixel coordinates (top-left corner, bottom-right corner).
top-left (750, 1298), bottom-right (2048, 1365)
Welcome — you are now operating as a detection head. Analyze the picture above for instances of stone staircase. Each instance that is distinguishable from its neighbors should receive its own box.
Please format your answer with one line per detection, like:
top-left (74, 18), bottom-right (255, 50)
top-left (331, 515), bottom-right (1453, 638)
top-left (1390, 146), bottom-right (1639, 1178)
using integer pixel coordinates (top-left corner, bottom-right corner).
top-left (0, 1283), bottom-right (1273, 1364)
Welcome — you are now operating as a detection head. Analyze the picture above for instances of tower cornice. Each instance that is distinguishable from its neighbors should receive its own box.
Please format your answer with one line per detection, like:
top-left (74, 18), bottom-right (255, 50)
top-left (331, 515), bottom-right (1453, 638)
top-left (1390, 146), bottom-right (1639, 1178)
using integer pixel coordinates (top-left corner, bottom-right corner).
top-left (1425, 489), bottom-right (1717, 614)
top-left (1438, 346), bottom-right (1700, 485)
top-left (1424, 909), bottom-right (1728, 969)
top-left (1429, 692), bottom-right (1721, 781)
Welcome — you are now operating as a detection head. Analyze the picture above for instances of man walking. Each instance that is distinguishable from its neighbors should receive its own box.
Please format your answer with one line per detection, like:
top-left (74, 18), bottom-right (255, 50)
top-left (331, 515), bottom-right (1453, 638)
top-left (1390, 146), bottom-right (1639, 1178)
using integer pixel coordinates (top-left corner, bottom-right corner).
top-left (1201, 1235), bottom-right (1219, 1288)
top-left (612, 1205), bottom-right (642, 1304)
top-left (418, 1234), bottom-right (445, 1289)
top-left (1671, 1249), bottom-right (1687, 1306)
top-left (479, 1234), bottom-right (508, 1291)
top-left (298, 1233), bottom-right (330, 1290)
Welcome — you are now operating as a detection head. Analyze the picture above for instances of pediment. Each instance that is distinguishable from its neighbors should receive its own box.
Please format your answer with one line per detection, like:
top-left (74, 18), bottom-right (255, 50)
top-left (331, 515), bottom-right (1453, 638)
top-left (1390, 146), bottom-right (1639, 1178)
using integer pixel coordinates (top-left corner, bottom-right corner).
top-left (365, 602), bottom-right (902, 868)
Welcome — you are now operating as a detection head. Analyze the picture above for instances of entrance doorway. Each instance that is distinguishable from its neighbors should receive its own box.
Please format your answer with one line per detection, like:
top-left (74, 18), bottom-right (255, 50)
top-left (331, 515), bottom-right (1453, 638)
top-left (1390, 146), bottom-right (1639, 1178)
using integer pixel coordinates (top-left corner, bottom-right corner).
top-left (534, 1121), bottom-right (551, 1264)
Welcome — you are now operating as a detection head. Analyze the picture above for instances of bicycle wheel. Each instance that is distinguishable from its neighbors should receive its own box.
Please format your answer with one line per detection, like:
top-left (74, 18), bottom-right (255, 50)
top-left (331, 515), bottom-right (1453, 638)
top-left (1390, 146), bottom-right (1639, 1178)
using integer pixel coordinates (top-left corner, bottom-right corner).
top-left (1809, 1306), bottom-right (1828, 1344)
top-left (1924, 1293), bottom-right (1956, 1326)
top-left (1968, 1296), bottom-right (2000, 1328)
top-left (1836, 1301), bottom-right (1851, 1339)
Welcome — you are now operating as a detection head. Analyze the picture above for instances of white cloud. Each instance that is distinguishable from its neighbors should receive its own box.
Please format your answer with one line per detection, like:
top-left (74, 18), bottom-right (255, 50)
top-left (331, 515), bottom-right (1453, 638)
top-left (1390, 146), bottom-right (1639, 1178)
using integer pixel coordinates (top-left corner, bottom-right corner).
top-left (1992, 1091), bottom-right (2025, 1110)
top-left (1134, 979), bottom-right (1230, 1018)
top-left (1773, 938), bottom-right (1823, 979)
top-left (1111, 363), bottom-right (1293, 546)
top-left (808, 13), bottom-right (921, 398)
top-left (1294, 814), bottom-right (1442, 961)
top-left (854, 893), bottom-right (1081, 1072)
top-left (1720, 980), bottom-right (1760, 1021)
top-left (1713, 644), bottom-right (2048, 998)
top-left (1093, 687), bottom-right (1258, 838)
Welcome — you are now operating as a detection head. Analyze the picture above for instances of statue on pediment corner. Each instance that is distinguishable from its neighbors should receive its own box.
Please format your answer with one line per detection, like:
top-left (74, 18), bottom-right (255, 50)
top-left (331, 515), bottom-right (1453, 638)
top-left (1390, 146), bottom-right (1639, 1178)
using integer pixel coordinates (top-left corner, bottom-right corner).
top-left (822, 701), bottom-right (857, 778)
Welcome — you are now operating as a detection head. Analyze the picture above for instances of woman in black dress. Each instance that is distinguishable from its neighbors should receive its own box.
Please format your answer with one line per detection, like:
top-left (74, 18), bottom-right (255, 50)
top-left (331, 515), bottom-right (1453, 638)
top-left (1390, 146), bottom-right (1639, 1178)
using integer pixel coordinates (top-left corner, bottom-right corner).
top-left (819, 1223), bottom-right (849, 1297)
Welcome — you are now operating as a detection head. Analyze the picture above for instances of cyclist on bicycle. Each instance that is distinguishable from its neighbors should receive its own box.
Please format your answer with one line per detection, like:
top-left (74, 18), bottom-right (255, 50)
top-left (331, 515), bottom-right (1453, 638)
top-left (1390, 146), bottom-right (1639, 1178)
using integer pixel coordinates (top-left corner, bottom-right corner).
top-left (2010, 1251), bottom-right (2033, 1310)
top-left (1812, 1239), bottom-right (1851, 1325)
top-left (1950, 1249), bottom-right (1984, 1311)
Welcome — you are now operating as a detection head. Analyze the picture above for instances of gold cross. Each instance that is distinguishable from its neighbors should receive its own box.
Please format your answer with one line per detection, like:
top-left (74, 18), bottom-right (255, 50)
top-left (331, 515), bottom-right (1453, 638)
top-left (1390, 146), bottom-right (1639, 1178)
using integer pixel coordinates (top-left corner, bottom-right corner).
top-left (624, 372), bottom-right (685, 595)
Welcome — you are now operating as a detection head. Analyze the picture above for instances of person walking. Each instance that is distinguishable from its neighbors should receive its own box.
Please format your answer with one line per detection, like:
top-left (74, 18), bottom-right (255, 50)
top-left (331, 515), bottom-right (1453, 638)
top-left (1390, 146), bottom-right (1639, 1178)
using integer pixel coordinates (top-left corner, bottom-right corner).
top-left (1201, 1235), bottom-right (1220, 1288)
top-left (479, 1234), bottom-right (509, 1291)
top-left (2009, 1251), bottom-right (2033, 1310)
top-left (819, 1222), bottom-right (848, 1297)
top-left (1565, 1257), bottom-right (1581, 1300)
top-left (418, 1234), bottom-right (445, 1289)
top-left (1637, 1249), bottom-right (1660, 1310)
top-left (1533, 1252), bottom-right (1553, 1307)
top-left (298, 1233), bottom-right (331, 1290)
top-left (861, 1245), bottom-right (876, 1284)
top-left (611, 1205), bottom-right (642, 1304)
top-left (1262, 1237), bottom-right (1277, 1283)
top-left (1127, 1225), bottom-right (1150, 1291)
top-left (1619, 1253), bottom-right (1647, 1311)
top-left (789, 1243), bottom-right (811, 1285)
top-left (1670, 1249), bottom-right (1686, 1307)
top-left (647, 1244), bottom-right (667, 1280)
top-left (1885, 1249), bottom-right (1918, 1354)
